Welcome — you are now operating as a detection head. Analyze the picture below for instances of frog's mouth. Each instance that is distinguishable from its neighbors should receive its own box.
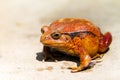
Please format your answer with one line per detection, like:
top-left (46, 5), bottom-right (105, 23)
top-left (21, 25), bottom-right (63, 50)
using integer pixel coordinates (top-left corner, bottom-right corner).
top-left (41, 40), bottom-right (66, 47)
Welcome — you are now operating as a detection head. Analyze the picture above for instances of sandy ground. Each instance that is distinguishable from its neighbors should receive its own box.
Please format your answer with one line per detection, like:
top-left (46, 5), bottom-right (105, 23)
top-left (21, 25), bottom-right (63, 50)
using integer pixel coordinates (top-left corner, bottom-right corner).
top-left (0, 0), bottom-right (120, 80)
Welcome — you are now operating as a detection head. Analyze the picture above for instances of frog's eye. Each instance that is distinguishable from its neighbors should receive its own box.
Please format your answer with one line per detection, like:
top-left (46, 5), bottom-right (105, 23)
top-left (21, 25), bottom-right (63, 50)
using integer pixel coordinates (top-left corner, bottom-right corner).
top-left (51, 32), bottom-right (61, 40)
top-left (41, 28), bottom-right (44, 34)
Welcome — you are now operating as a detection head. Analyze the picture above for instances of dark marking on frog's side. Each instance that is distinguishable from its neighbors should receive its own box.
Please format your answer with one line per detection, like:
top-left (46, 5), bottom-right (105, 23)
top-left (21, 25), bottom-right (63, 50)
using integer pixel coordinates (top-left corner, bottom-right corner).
top-left (63, 31), bottom-right (96, 39)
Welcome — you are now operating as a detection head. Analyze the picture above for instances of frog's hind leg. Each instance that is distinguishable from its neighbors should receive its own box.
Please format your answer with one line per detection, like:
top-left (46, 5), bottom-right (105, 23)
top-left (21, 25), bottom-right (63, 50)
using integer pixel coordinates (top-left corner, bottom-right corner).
top-left (69, 47), bottom-right (91, 73)
top-left (99, 32), bottom-right (112, 52)
top-left (91, 53), bottom-right (105, 64)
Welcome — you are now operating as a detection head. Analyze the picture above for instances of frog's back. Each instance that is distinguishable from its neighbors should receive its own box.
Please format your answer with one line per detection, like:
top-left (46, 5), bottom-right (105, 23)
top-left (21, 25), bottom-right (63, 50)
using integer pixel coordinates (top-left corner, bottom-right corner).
top-left (50, 18), bottom-right (101, 37)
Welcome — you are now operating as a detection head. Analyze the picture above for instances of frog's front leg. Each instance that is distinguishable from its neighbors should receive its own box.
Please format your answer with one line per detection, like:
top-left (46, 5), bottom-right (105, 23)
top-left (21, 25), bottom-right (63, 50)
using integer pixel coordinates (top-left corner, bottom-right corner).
top-left (42, 46), bottom-right (57, 62)
top-left (70, 47), bottom-right (91, 73)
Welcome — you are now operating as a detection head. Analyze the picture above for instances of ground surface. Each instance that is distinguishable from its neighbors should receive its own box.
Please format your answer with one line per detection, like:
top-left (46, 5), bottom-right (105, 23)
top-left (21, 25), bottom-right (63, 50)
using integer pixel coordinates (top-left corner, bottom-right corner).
top-left (0, 0), bottom-right (120, 80)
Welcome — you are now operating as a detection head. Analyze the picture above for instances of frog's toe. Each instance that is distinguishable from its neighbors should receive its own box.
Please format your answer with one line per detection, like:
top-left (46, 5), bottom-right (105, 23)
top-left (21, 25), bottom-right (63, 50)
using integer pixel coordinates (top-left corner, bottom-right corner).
top-left (42, 59), bottom-right (45, 62)
top-left (43, 53), bottom-right (57, 62)
top-left (68, 66), bottom-right (78, 70)
top-left (70, 67), bottom-right (82, 73)
top-left (68, 66), bottom-right (83, 73)
top-left (71, 69), bottom-right (79, 73)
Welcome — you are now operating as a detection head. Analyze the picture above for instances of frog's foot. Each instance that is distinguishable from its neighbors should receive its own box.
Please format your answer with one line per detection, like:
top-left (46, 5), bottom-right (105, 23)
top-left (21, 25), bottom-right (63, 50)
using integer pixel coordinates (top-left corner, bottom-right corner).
top-left (70, 67), bottom-right (82, 73)
top-left (91, 53), bottom-right (104, 64)
top-left (68, 58), bottom-right (91, 72)
top-left (42, 53), bottom-right (57, 62)
top-left (68, 66), bottom-right (78, 70)
top-left (91, 54), bottom-right (104, 60)
top-left (68, 61), bottom-right (96, 72)
top-left (69, 65), bottom-right (89, 73)
top-left (42, 46), bottom-right (57, 62)
top-left (68, 66), bottom-right (83, 73)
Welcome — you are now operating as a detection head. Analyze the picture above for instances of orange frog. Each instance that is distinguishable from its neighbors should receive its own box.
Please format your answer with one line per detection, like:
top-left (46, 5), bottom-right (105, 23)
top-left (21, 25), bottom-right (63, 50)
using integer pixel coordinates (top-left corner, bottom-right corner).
top-left (40, 18), bottom-right (112, 72)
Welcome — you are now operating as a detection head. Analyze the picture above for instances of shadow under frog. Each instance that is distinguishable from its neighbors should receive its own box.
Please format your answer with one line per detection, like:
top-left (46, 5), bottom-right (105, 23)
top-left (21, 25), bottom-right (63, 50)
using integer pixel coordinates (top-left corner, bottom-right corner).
top-left (36, 47), bottom-right (110, 71)
top-left (36, 48), bottom-right (79, 62)
top-left (36, 48), bottom-right (95, 71)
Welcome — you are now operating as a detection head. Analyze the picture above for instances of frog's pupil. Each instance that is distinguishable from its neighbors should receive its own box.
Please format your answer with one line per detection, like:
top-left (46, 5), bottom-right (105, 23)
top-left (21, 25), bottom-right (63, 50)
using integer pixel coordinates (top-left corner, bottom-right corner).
top-left (54, 34), bottom-right (59, 37)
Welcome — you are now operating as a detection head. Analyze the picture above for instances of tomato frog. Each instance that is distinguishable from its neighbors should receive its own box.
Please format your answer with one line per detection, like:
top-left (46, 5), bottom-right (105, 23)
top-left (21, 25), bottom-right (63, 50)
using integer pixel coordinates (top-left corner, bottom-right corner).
top-left (40, 18), bottom-right (112, 72)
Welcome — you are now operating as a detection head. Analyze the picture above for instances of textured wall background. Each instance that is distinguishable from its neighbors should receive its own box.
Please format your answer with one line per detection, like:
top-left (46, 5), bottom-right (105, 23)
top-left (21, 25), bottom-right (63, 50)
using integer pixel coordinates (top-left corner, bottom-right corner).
top-left (0, 0), bottom-right (120, 80)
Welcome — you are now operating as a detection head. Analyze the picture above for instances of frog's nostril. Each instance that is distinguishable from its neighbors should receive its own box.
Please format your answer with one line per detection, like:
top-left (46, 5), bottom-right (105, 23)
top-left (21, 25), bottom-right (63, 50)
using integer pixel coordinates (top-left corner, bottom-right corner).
top-left (41, 36), bottom-right (49, 42)
top-left (42, 36), bottom-right (51, 40)
top-left (44, 36), bottom-right (50, 40)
